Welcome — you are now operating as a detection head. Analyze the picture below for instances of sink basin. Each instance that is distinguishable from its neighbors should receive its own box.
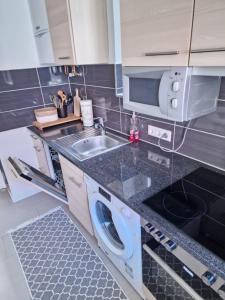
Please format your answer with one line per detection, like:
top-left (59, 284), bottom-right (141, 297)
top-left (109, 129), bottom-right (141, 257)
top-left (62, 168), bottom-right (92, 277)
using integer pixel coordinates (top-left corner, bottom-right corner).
top-left (71, 135), bottom-right (127, 160)
top-left (55, 128), bottom-right (128, 161)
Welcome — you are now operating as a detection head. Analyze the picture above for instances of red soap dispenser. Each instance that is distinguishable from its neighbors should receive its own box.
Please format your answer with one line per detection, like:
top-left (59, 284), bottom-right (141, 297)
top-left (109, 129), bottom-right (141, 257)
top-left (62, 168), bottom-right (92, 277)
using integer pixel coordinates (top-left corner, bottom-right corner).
top-left (129, 112), bottom-right (140, 143)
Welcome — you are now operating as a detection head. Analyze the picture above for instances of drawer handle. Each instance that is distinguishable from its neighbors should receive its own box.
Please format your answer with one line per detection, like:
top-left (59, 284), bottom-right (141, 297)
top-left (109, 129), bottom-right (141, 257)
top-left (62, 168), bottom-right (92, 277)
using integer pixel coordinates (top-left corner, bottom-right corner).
top-left (58, 56), bottom-right (70, 60)
top-left (191, 47), bottom-right (225, 54)
top-left (31, 134), bottom-right (39, 140)
top-left (10, 168), bottom-right (18, 179)
top-left (34, 146), bottom-right (41, 152)
top-left (145, 50), bottom-right (180, 56)
top-left (68, 176), bottom-right (82, 188)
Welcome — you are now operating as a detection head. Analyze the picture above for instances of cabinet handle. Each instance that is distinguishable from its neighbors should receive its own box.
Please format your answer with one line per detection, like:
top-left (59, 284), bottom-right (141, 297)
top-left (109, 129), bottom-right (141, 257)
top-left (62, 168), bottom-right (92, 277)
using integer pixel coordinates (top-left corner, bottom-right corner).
top-left (68, 176), bottom-right (82, 188)
top-left (35, 31), bottom-right (48, 38)
top-left (58, 56), bottom-right (70, 60)
top-left (145, 50), bottom-right (180, 56)
top-left (10, 167), bottom-right (18, 179)
top-left (191, 47), bottom-right (225, 54)
top-left (31, 134), bottom-right (38, 140)
top-left (34, 146), bottom-right (41, 152)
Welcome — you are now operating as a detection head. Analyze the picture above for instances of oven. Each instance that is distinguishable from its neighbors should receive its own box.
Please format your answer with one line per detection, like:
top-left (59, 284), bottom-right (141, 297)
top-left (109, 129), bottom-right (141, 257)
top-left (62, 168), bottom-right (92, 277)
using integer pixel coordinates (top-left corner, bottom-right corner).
top-left (123, 66), bottom-right (220, 122)
top-left (141, 218), bottom-right (225, 300)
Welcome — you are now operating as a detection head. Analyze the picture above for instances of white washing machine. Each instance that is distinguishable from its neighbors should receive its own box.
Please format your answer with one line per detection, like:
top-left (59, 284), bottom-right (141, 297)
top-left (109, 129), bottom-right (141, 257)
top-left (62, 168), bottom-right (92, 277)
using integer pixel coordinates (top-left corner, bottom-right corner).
top-left (85, 175), bottom-right (144, 298)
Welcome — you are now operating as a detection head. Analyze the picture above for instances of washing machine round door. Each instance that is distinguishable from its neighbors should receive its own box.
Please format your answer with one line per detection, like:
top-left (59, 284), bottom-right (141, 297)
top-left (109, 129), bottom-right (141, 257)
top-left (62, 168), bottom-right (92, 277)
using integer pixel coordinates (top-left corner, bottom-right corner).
top-left (90, 196), bottom-right (134, 259)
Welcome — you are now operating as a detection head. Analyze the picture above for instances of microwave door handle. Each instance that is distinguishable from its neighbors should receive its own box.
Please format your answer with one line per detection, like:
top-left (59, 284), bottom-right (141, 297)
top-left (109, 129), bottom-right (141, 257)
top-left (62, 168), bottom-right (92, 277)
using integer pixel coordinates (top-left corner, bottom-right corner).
top-left (143, 244), bottom-right (203, 300)
top-left (158, 71), bottom-right (171, 116)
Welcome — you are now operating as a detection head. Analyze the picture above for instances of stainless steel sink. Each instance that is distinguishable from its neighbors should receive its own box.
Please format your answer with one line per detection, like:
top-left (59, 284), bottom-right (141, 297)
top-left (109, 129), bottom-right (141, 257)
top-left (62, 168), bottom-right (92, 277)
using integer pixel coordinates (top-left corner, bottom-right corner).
top-left (55, 128), bottom-right (128, 161)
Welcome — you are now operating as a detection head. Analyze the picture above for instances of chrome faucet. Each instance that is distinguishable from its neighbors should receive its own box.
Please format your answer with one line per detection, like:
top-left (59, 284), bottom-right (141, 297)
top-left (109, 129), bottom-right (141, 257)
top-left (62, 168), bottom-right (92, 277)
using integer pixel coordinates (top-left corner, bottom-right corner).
top-left (94, 117), bottom-right (106, 135)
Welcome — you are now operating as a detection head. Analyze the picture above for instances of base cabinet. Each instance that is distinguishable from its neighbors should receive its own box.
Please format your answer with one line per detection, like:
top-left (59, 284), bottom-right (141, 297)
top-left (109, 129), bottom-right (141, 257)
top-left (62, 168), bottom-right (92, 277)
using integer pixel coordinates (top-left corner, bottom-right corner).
top-left (59, 154), bottom-right (94, 235)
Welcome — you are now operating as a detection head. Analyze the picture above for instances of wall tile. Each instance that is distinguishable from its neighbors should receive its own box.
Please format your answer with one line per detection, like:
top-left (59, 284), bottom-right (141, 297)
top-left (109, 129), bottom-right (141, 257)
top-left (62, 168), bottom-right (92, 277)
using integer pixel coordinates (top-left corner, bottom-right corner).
top-left (93, 106), bottom-right (121, 132)
top-left (219, 77), bottom-right (225, 99)
top-left (174, 126), bottom-right (225, 170)
top-left (69, 66), bottom-right (85, 85)
top-left (86, 86), bottom-right (120, 111)
top-left (0, 107), bottom-right (41, 131)
top-left (37, 66), bottom-right (69, 86)
top-left (115, 64), bottom-right (123, 88)
top-left (84, 64), bottom-right (115, 88)
top-left (41, 84), bottom-right (71, 105)
top-left (183, 100), bottom-right (225, 138)
top-left (121, 113), bottom-right (174, 150)
top-left (70, 83), bottom-right (87, 99)
top-left (0, 69), bottom-right (39, 92)
top-left (0, 88), bottom-right (43, 112)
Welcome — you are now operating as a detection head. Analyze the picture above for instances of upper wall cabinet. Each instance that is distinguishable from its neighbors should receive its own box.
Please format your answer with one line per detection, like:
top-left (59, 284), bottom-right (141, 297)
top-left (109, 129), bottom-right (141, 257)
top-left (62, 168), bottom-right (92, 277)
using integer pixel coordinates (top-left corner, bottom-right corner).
top-left (0, 0), bottom-right (38, 70)
top-left (45, 0), bottom-right (74, 65)
top-left (30, 0), bottom-right (109, 66)
top-left (69, 0), bottom-right (109, 65)
top-left (29, 0), bottom-right (55, 65)
top-left (120, 0), bottom-right (194, 66)
top-left (190, 0), bottom-right (225, 66)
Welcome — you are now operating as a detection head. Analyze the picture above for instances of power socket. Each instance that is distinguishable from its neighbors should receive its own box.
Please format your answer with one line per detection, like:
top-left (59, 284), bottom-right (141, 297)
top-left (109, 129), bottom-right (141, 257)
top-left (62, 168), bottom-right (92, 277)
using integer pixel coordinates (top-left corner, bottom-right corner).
top-left (148, 125), bottom-right (172, 142)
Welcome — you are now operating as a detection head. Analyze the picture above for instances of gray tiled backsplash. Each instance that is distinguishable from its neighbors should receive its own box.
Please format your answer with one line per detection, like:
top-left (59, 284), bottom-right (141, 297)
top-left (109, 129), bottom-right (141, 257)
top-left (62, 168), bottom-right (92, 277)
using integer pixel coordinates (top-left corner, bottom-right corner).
top-left (174, 125), bottom-right (225, 170)
top-left (0, 107), bottom-right (42, 131)
top-left (0, 69), bottom-right (39, 91)
top-left (0, 88), bottom-right (43, 112)
top-left (86, 86), bottom-right (120, 111)
top-left (42, 84), bottom-right (71, 105)
top-left (1, 64), bottom-right (225, 172)
top-left (83, 64), bottom-right (115, 88)
top-left (37, 66), bottom-right (69, 86)
top-left (120, 113), bottom-right (174, 150)
top-left (93, 106), bottom-right (121, 132)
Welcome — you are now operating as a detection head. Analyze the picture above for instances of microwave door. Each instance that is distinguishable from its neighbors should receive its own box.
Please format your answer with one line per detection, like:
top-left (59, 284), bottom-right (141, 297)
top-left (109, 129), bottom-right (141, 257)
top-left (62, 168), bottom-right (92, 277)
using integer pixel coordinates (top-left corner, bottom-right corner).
top-left (7, 157), bottom-right (67, 203)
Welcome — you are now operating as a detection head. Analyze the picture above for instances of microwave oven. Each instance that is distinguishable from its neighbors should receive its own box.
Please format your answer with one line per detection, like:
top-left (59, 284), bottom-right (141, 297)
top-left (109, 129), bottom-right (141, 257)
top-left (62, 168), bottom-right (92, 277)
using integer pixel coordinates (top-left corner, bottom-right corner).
top-left (123, 67), bottom-right (221, 122)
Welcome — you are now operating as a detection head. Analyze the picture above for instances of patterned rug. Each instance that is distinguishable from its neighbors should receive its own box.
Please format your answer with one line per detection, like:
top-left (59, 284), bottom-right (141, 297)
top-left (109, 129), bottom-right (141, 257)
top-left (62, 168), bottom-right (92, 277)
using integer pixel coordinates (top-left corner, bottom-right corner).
top-left (11, 208), bottom-right (128, 300)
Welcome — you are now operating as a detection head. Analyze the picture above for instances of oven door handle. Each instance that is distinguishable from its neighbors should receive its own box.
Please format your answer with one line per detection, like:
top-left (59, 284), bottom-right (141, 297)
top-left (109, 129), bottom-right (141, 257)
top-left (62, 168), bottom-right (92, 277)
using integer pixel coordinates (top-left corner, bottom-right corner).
top-left (143, 244), bottom-right (203, 300)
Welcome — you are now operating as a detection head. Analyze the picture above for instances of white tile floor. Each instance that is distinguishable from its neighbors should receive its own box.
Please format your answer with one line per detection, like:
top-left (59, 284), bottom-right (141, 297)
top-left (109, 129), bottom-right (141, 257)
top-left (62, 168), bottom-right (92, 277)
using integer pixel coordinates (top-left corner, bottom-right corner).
top-left (0, 190), bottom-right (142, 300)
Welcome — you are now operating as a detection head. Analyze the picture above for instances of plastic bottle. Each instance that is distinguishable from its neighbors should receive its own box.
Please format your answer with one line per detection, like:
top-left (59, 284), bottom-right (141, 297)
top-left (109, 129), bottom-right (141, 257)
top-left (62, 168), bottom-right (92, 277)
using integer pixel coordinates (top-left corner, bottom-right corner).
top-left (129, 112), bottom-right (140, 143)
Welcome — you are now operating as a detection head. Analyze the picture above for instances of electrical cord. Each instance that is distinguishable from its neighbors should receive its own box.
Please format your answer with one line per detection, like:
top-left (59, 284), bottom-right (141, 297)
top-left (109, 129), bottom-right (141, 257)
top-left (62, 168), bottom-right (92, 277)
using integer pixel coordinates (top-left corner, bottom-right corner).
top-left (158, 120), bottom-right (191, 153)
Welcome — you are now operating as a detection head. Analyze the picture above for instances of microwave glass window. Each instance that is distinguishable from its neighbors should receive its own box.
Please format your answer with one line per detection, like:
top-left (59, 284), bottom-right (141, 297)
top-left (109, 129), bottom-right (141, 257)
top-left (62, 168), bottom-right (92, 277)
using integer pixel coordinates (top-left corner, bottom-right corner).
top-left (129, 78), bottom-right (160, 106)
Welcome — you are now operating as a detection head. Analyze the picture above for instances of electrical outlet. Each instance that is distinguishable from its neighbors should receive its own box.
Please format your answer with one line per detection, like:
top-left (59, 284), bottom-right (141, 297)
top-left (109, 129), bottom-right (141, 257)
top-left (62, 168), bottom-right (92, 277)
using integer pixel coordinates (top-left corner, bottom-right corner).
top-left (148, 125), bottom-right (172, 142)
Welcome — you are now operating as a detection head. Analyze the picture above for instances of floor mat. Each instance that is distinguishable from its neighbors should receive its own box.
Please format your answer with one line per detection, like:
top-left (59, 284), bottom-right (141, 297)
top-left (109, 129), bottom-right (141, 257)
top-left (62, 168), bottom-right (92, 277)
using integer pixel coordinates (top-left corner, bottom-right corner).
top-left (11, 208), bottom-right (128, 300)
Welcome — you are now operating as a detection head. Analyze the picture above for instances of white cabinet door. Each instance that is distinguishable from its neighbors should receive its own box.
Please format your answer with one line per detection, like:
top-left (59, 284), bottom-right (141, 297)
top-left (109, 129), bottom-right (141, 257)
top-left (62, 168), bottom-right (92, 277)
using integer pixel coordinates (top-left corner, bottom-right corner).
top-left (120, 0), bottom-right (194, 66)
top-left (69, 0), bottom-right (109, 65)
top-left (190, 0), bottom-right (225, 66)
top-left (0, 0), bottom-right (38, 70)
top-left (46, 0), bottom-right (75, 65)
top-left (28, 0), bottom-right (49, 35)
top-left (28, 0), bottom-right (55, 65)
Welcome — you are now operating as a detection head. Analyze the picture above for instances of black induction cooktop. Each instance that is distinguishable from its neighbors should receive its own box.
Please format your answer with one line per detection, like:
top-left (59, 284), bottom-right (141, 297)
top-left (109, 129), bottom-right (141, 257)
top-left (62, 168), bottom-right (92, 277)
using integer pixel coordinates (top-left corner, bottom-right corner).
top-left (143, 167), bottom-right (225, 261)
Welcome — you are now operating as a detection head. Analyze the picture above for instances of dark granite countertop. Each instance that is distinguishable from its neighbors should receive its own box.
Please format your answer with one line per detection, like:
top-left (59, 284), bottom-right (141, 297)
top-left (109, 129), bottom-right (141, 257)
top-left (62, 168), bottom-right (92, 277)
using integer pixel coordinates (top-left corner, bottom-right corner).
top-left (28, 122), bottom-right (225, 280)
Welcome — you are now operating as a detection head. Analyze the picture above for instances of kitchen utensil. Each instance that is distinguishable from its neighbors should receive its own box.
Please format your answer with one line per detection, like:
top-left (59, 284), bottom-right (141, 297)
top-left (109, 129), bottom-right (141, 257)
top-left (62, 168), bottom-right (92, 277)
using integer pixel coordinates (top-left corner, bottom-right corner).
top-left (57, 105), bottom-right (68, 118)
top-left (57, 90), bottom-right (67, 107)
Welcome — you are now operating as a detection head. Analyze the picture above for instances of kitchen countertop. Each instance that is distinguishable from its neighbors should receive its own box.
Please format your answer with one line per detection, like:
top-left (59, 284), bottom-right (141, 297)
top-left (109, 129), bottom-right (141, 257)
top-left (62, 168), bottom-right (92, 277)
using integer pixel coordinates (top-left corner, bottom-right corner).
top-left (28, 122), bottom-right (225, 280)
